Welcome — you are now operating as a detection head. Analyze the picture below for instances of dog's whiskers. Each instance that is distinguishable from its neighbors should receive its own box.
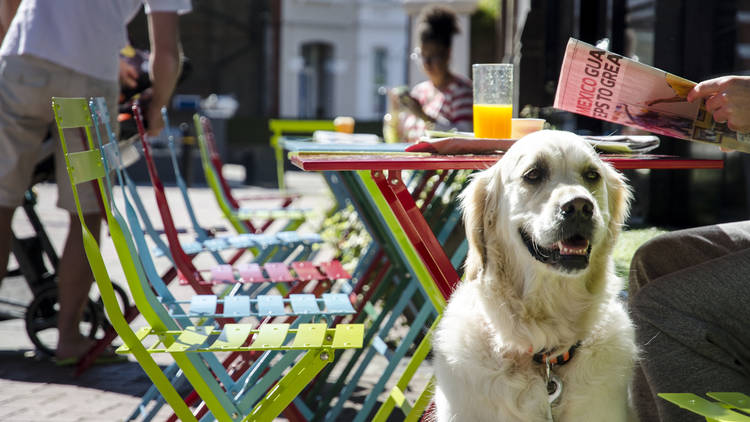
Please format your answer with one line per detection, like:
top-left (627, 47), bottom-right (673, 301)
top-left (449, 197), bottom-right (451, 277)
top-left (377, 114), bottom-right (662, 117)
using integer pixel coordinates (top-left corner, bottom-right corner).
top-left (533, 241), bottom-right (550, 258)
top-left (521, 226), bottom-right (552, 259)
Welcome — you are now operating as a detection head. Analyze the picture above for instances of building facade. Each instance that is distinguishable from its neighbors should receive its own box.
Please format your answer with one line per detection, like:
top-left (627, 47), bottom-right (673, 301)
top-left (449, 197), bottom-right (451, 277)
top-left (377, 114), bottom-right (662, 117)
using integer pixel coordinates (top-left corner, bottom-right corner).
top-left (279, 0), bottom-right (478, 121)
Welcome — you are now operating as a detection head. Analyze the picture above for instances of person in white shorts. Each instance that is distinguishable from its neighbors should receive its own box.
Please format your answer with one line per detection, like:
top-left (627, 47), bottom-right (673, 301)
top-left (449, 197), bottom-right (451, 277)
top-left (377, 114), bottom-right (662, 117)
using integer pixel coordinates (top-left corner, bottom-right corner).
top-left (0, 0), bottom-right (190, 363)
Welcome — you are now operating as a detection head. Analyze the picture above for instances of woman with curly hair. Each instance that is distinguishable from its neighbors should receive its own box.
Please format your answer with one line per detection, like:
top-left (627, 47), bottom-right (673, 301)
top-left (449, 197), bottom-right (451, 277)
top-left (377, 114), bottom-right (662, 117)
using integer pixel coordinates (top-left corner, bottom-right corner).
top-left (393, 5), bottom-right (473, 141)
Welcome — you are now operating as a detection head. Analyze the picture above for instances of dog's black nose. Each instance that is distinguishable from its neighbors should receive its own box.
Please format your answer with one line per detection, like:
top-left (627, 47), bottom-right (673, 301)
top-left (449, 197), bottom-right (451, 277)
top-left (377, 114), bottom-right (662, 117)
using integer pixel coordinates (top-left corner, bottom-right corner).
top-left (560, 197), bottom-right (593, 219)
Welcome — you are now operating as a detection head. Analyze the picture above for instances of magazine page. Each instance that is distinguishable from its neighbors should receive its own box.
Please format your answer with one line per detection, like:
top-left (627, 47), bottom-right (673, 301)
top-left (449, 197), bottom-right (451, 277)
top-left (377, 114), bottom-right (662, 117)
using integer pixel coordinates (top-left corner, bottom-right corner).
top-left (554, 38), bottom-right (750, 153)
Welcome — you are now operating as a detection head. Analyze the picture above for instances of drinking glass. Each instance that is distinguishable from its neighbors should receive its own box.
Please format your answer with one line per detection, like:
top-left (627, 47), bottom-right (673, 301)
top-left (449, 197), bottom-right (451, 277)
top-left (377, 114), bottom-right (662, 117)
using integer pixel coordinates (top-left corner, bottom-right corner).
top-left (334, 116), bottom-right (355, 133)
top-left (473, 63), bottom-right (513, 139)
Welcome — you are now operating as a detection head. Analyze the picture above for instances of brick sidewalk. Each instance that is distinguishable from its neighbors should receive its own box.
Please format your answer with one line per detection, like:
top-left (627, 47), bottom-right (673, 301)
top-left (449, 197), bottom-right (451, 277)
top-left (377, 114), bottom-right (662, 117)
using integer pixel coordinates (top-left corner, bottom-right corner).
top-left (0, 346), bottom-right (172, 422)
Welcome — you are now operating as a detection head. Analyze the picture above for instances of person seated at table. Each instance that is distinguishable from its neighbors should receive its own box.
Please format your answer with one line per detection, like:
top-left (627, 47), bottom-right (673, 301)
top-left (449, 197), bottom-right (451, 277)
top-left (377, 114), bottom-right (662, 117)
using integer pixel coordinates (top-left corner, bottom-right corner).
top-left (628, 75), bottom-right (750, 421)
top-left (389, 5), bottom-right (472, 142)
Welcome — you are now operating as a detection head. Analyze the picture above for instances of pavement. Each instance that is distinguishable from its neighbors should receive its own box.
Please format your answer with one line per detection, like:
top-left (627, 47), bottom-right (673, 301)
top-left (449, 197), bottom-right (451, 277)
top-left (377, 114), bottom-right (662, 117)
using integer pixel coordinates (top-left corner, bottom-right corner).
top-left (0, 170), bottom-right (337, 422)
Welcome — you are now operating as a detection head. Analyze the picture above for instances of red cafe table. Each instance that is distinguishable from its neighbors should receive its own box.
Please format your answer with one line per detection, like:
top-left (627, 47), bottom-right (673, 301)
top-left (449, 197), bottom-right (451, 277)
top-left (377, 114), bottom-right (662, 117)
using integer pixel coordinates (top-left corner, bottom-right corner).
top-left (290, 149), bottom-right (723, 310)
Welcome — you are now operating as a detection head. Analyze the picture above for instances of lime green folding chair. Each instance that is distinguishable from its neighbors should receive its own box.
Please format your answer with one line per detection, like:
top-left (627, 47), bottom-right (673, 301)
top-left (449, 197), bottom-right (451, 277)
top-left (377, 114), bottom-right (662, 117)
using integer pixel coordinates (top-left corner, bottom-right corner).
top-left (194, 115), bottom-right (318, 235)
top-left (52, 97), bottom-right (364, 422)
top-left (52, 96), bottom-right (197, 421)
top-left (268, 119), bottom-right (335, 190)
top-left (660, 392), bottom-right (750, 421)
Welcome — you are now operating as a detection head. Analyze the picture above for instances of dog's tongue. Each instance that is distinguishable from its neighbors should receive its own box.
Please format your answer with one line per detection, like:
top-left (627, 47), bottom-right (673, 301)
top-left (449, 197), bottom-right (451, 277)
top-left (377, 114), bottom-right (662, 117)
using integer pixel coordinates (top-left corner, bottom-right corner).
top-left (556, 237), bottom-right (589, 256)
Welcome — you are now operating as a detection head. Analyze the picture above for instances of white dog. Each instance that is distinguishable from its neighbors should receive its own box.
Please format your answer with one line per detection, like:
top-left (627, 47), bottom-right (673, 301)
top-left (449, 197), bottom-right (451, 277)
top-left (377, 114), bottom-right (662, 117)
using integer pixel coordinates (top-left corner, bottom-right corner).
top-left (432, 130), bottom-right (638, 422)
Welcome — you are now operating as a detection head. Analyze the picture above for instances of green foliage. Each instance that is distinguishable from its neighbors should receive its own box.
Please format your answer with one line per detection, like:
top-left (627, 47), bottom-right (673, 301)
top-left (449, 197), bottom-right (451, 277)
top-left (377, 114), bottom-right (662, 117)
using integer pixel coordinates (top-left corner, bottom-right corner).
top-left (477, 0), bottom-right (499, 17)
top-left (320, 204), bottom-right (372, 273)
top-left (470, 1), bottom-right (499, 65)
top-left (613, 227), bottom-right (667, 279)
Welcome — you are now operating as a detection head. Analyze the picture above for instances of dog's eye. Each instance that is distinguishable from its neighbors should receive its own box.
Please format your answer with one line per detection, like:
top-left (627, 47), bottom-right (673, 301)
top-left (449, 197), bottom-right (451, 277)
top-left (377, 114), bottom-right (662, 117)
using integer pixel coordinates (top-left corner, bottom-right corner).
top-left (584, 169), bottom-right (600, 182)
top-left (523, 168), bottom-right (544, 183)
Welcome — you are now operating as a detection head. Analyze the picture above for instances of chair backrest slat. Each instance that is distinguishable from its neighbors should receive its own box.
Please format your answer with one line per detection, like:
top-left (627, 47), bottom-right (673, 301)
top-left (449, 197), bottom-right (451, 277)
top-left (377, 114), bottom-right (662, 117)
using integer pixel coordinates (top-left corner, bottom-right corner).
top-left (67, 149), bottom-right (105, 184)
top-left (52, 97), bottom-right (92, 128)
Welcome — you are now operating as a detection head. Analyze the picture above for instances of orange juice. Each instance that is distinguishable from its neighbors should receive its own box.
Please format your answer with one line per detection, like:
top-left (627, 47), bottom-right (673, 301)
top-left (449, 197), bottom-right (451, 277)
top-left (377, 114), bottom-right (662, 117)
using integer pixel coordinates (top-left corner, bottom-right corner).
top-left (334, 116), bottom-right (355, 133)
top-left (473, 104), bottom-right (513, 139)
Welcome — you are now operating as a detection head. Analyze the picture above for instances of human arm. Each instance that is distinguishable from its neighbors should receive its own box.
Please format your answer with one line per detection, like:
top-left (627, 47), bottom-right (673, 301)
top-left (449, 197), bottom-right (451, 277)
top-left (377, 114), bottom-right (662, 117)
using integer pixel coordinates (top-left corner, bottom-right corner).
top-left (119, 55), bottom-right (139, 89)
top-left (391, 84), bottom-right (453, 133)
top-left (145, 11), bottom-right (181, 136)
top-left (687, 75), bottom-right (750, 133)
top-left (0, 0), bottom-right (21, 45)
top-left (397, 91), bottom-right (455, 131)
top-left (391, 87), bottom-right (434, 123)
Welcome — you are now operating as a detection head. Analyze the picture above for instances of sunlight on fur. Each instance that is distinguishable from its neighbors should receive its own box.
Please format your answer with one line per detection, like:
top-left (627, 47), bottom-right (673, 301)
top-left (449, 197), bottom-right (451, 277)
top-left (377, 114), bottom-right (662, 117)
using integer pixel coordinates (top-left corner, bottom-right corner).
top-left (432, 130), bottom-right (639, 421)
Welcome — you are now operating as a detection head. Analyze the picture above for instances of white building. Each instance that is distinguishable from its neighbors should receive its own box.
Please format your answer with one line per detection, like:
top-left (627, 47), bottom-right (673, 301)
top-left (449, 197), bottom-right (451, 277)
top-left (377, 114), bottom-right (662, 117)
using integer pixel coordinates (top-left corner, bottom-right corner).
top-left (279, 0), bottom-right (479, 121)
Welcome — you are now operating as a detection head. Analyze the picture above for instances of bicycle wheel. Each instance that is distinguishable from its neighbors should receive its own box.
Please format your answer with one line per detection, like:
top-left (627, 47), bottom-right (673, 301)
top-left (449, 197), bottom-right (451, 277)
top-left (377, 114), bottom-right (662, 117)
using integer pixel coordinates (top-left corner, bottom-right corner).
top-left (24, 285), bottom-right (101, 357)
top-left (94, 281), bottom-right (131, 332)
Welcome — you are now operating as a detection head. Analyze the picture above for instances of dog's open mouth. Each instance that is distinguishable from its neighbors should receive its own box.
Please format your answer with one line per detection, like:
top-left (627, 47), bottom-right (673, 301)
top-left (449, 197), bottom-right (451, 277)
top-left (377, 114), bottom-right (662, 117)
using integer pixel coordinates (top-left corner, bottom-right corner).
top-left (519, 229), bottom-right (592, 271)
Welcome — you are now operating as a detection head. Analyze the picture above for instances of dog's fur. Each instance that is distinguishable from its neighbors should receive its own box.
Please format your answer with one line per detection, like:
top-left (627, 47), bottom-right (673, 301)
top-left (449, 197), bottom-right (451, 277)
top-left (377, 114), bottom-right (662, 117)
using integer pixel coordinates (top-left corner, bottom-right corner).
top-left (432, 130), bottom-right (637, 421)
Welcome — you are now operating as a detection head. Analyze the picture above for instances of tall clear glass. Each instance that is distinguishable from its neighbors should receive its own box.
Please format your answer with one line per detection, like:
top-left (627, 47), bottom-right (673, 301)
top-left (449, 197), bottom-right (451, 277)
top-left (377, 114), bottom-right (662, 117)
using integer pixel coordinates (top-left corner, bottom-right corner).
top-left (473, 63), bottom-right (514, 139)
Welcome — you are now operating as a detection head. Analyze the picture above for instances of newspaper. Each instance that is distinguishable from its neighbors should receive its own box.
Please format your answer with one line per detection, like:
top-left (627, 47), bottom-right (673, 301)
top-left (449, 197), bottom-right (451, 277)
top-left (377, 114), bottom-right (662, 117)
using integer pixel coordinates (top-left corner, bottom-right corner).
top-left (554, 38), bottom-right (750, 153)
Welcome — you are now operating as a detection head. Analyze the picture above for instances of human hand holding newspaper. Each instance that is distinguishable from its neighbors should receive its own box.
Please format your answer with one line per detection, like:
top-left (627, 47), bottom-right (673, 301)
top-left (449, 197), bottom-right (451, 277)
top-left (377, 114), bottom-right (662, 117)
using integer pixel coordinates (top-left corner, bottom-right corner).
top-left (687, 76), bottom-right (750, 134)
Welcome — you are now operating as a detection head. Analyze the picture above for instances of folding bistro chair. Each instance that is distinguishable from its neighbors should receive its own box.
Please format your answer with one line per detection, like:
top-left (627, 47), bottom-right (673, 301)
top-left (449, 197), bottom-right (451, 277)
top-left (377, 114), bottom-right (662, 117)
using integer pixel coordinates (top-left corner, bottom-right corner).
top-left (130, 101), bottom-right (359, 419)
top-left (53, 96), bottom-right (364, 422)
top-left (268, 119), bottom-right (336, 190)
top-left (659, 393), bottom-right (750, 422)
top-left (123, 102), bottom-right (320, 274)
top-left (293, 169), bottom-right (445, 421)
top-left (195, 115), bottom-right (319, 236)
top-left (265, 121), bottom-right (468, 421)
top-left (91, 99), bottom-right (358, 421)
top-left (130, 105), bottom-right (344, 295)
top-left (53, 96), bottom-right (195, 421)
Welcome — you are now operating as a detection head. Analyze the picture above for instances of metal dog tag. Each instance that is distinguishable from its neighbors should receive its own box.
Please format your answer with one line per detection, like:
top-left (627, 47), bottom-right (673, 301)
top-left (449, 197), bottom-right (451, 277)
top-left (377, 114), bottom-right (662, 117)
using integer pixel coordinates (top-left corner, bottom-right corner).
top-left (547, 374), bottom-right (563, 404)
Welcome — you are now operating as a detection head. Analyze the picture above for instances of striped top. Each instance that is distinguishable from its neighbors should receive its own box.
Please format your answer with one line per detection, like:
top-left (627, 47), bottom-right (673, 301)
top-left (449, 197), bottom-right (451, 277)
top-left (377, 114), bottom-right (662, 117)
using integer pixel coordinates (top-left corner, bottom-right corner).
top-left (402, 74), bottom-right (473, 142)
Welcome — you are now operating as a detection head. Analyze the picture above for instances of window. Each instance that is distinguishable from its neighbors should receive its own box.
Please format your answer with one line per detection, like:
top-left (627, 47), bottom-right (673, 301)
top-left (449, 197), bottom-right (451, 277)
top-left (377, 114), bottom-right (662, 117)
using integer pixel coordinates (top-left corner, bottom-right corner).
top-left (298, 42), bottom-right (334, 118)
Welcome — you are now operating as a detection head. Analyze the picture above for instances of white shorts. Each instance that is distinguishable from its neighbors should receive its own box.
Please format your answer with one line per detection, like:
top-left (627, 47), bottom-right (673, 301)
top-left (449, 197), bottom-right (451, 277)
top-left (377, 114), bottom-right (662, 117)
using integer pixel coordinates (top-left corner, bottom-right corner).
top-left (0, 54), bottom-right (119, 214)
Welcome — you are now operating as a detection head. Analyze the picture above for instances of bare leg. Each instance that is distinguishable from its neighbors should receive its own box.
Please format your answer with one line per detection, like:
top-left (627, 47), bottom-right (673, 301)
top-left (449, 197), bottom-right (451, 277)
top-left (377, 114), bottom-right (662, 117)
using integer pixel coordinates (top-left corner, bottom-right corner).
top-left (55, 212), bottom-right (101, 360)
top-left (0, 206), bottom-right (14, 281)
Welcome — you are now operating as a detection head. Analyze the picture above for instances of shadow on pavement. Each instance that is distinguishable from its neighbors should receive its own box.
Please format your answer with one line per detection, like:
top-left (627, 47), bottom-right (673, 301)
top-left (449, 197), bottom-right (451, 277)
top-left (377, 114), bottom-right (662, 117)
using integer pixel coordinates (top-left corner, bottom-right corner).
top-left (0, 349), bottom-right (156, 397)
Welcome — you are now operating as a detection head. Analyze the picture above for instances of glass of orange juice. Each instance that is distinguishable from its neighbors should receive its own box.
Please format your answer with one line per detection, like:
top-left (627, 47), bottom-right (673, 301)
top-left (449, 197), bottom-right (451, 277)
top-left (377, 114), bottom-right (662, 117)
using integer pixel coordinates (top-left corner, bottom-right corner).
top-left (334, 116), bottom-right (355, 133)
top-left (472, 63), bottom-right (513, 139)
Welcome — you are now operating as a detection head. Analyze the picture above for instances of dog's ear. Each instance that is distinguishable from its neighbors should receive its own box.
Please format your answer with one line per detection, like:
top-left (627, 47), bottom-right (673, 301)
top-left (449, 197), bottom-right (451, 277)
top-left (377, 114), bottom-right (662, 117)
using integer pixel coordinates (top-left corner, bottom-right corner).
top-left (460, 166), bottom-right (500, 280)
top-left (603, 162), bottom-right (632, 234)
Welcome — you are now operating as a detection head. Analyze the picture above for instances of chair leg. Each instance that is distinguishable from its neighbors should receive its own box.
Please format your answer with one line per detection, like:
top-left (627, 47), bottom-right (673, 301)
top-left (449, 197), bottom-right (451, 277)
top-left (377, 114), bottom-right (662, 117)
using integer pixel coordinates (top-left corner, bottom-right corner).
top-left (246, 348), bottom-right (334, 422)
top-left (273, 135), bottom-right (285, 191)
